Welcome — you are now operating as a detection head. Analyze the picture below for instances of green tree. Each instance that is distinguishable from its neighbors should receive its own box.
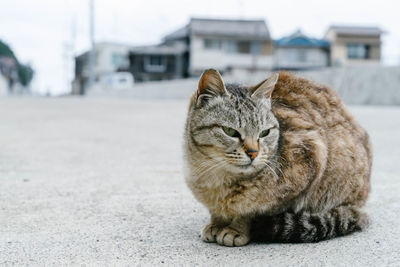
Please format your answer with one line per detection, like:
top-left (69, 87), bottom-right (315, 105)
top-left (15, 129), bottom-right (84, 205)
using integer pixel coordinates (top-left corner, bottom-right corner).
top-left (0, 39), bottom-right (34, 86)
top-left (17, 63), bottom-right (34, 86)
top-left (0, 40), bottom-right (15, 58)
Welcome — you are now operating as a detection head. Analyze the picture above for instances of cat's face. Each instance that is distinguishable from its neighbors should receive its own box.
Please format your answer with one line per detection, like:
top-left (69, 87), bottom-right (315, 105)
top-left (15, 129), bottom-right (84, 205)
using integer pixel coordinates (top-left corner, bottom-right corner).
top-left (187, 69), bottom-right (280, 176)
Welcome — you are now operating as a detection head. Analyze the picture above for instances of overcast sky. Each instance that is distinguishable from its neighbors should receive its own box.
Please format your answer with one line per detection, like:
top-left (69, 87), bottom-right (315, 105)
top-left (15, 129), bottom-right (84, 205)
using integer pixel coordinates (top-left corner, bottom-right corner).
top-left (1, 0), bottom-right (399, 95)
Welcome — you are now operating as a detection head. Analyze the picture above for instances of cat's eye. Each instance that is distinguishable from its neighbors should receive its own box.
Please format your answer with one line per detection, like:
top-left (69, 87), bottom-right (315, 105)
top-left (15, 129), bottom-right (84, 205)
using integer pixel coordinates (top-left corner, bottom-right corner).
top-left (259, 129), bottom-right (270, 138)
top-left (222, 126), bottom-right (241, 138)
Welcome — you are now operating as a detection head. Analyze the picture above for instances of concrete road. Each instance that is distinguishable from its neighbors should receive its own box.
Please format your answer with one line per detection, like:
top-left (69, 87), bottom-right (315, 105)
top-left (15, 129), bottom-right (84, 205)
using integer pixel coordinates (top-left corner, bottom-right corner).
top-left (0, 97), bottom-right (399, 266)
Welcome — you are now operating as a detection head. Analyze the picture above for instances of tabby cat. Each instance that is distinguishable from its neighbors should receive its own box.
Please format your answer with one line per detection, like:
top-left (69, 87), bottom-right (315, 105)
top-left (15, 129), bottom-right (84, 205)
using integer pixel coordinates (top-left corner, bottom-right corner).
top-left (183, 69), bottom-right (372, 246)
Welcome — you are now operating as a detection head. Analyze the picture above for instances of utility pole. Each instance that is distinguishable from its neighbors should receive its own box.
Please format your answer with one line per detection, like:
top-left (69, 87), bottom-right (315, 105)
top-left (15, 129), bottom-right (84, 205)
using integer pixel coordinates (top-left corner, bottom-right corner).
top-left (87, 0), bottom-right (95, 94)
top-left (251, 24), bottom-right (260, 72)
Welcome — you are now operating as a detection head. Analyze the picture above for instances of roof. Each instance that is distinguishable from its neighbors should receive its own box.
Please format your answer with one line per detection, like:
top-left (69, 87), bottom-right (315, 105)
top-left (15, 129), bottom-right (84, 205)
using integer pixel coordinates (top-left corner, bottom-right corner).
top-left (75, 42), bottom-right (136, 59)
top-left (164, 18), bottom-right (271, 41)
top-left (327, 25), bottom-right (383, 36)
top-left (275, 30), bottom-right (330, 48)
top-left (164, 25), bottom-right (189, 41)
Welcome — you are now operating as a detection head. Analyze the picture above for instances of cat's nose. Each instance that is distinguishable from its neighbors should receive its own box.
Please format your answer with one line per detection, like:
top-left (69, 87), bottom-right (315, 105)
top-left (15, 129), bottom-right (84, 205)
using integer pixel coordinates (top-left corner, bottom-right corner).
top-left (245, 148), bottom-right (259, 160)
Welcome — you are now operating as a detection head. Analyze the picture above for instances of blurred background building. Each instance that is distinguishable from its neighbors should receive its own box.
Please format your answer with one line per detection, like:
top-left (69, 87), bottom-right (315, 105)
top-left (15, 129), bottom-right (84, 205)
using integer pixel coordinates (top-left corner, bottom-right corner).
top-left (166, 18), bottom-right (274, 76)
top-left (72, 18), bottom-right (274, 94)
top-left (71, 17), bottom-right (385, 95)
top-left (1, 0), bottom-right (398, 99)
top-left (128, 42), bottom-right (187, 83)
top-left (72, 42), bottom-right (133, 94)
top-left (325, 25), bottom-right (383, 66)
top-left (274, 30), bottom-right (330, 70)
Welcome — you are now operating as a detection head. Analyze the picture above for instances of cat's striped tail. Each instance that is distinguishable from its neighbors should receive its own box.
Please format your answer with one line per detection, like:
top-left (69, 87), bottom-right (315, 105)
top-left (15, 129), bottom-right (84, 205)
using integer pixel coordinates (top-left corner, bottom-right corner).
top-left (251, 206), bottom-right (369, 243)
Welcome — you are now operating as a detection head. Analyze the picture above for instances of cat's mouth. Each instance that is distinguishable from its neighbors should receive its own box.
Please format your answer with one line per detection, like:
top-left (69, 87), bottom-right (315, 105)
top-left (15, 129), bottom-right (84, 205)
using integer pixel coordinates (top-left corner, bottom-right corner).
top-left (235, 162), bottom-right (254, 168)
top-left (224, 156), bottom-right (258, 170)
top-left (229, 161), bottom-right (266, 177)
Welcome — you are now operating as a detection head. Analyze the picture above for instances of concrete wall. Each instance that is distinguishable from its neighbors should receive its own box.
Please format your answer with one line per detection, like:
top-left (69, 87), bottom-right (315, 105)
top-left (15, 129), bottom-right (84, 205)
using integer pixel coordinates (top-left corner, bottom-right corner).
top-left (299, 66), bottom-right (400, 105)
top-left (88, 66), bottom-right (400, 105)
top-left (228, 66), bottom-right (400, 105)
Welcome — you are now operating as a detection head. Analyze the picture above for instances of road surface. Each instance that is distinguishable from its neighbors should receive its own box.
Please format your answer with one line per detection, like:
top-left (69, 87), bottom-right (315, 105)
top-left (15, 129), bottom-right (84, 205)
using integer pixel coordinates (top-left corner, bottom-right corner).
top-left (0, 97), bottom-right (399, 266)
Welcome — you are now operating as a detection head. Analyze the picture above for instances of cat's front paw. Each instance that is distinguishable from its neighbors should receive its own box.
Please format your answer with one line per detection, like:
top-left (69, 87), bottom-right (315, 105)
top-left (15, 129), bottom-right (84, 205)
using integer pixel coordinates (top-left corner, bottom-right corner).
top-left (201, 223), bottom-right (222, 243)
top-left (216, 227), bottom-right (250, 247)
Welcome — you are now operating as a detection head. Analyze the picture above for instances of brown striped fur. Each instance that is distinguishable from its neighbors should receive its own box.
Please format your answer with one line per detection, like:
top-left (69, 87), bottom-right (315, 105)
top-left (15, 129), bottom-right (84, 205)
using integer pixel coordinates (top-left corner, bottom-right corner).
top-left (183, 69), bottom-right (372, 246)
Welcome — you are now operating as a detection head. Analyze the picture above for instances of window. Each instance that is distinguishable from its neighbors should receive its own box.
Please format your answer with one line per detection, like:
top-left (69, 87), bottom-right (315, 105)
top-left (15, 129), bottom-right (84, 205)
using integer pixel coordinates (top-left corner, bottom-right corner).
top-left (204, 39), bottom-right (223, 50)
top-left (118, 77), bottom-right (127, 83)
top-left (347, 44), bottom-right (370, 59)
top-left (203, 39), bottom-right (259, 54)
top-left (225, 40), bottom-right (237, 53)
top-left (251, 41), bottom-right (261, 55)
top-left (297, 49), bottom-right (306, 62)
top-left (286, 50), bottom-right (298, 62)
top-left (149, 55), bottom-right (163, 66)
top-left (237, 41), bottom-right (251, 54)
top-left (111, 53), bottom-right (128, 67)
top-left (144, 55), bottom-right (166, 72)
top-left (285, 49), bottom-right (307, 63)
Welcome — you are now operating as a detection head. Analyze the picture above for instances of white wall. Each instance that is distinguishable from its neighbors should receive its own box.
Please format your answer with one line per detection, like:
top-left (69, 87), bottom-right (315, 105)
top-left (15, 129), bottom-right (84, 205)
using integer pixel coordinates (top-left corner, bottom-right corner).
top-left (274, 47), bottom-right (329, 69)
top-left (95, 43), bottom-right (131, 76)
top-left (189, 36), bottom-right (273, 74)
top-left (325, 30), bottom-right (381, 66)
top-left (0, 74), bottom-right (8, 96)
top-left (331, 43), bottom-right (380, 66)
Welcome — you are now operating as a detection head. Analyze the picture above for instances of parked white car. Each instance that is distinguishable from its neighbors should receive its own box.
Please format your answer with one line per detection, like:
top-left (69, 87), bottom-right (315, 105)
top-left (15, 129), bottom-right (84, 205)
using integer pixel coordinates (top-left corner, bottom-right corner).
top-left (100, 72), bottom-right (134, 90)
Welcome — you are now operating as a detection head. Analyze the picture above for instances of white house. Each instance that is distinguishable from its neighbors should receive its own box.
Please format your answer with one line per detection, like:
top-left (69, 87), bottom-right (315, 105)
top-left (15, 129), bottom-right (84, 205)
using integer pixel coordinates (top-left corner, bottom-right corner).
top-left (0, 73), bottom-right (8, 96)
top-left (72, 42), bottom-right (134, 94)
top-left (274, 30), bottom-right (330, 70)
top-left (325, 25), bottom-right (383, 66)
top-left (163, 18), bottom-right (274, 76)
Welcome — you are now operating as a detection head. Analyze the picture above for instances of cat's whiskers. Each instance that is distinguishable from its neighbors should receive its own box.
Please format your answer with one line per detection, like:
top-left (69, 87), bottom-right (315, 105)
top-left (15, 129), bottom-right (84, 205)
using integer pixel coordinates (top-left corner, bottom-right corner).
top-left (192, 158), bottom-right (227, 179)
top-left (258, 155), bottom-right (282, 181)
top-left (264, 161), bottom-right (279, 181)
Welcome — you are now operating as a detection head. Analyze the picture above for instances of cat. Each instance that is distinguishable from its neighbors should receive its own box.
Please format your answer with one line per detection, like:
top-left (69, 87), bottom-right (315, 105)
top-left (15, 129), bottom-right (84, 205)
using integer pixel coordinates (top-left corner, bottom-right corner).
top-left (183, 69), bottom-right (372, 246)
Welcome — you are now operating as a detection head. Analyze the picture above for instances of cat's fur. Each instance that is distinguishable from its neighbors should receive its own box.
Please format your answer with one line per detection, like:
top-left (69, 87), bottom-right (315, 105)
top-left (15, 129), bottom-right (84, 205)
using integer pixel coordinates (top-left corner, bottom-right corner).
top-left (183, 69), bottom-right (372, 246)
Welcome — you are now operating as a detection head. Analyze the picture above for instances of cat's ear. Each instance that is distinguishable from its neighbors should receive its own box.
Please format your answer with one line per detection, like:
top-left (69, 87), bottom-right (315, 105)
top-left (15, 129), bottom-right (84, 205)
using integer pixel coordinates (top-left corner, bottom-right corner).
top-left (197, 69), bottom-right (227, 103)
top-left (249, 73), bottom-right (279, 99)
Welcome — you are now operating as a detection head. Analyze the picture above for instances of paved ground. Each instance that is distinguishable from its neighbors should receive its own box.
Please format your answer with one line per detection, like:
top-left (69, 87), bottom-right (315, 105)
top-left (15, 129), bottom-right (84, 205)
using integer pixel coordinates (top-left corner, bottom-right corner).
top-left (1, 97), bottom-right (399, 266)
